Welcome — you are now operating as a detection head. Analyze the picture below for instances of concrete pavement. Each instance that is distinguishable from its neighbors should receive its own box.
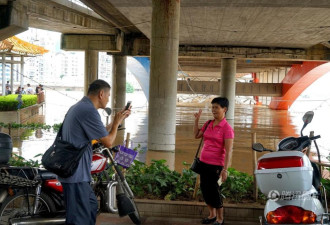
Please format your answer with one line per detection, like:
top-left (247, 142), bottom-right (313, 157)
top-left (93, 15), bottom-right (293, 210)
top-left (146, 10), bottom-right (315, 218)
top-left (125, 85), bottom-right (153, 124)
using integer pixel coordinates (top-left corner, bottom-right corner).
top-left (96, 213), bottom-right (259, 225)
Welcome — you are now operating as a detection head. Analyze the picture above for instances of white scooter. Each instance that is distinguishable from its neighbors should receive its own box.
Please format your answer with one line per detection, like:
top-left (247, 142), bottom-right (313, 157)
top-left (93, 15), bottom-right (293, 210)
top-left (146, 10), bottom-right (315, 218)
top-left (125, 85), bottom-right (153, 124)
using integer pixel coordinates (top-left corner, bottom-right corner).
top-left (252, 111), bottom-right (329, 225)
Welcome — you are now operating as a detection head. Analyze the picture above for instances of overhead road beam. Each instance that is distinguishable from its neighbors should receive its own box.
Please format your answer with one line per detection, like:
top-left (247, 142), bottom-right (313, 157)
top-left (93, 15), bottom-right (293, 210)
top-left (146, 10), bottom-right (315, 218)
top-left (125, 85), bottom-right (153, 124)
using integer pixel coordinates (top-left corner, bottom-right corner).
top-left (177, 80), bottom-right (282, 97)
top-left (61, 34), bottom-right (123, 52)
top-left (307, 44), bottom-right (330, 61)
top-left (178, 58), bottom-right (303, 67)
top-left (0, 0), bottom-right (28, 41)
top-left (179, 45), bottom-right (330, 61)
top-left (178, 59), bottom-right (302, 72)
top-left (79, 0), bottom-right (140, 34)
top-left (24, 0), bottom-right (118, 35)
top-left (50, 0), bottom-right (106, 22)
top-left (125, 37), bottom-right (330, 61)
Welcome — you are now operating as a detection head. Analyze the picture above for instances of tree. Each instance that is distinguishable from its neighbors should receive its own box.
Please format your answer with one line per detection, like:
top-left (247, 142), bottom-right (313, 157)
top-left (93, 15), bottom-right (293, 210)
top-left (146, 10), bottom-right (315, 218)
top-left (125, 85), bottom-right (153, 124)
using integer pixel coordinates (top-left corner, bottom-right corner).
top-left (126, 82), bottom-right (134, 93)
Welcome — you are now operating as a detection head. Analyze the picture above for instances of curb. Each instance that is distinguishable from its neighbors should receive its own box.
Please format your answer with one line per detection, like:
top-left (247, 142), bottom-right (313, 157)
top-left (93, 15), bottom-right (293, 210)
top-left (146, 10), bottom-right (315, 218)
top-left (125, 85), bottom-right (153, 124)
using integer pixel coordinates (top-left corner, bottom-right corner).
top-left (135, 199), bottom-right (264, 222)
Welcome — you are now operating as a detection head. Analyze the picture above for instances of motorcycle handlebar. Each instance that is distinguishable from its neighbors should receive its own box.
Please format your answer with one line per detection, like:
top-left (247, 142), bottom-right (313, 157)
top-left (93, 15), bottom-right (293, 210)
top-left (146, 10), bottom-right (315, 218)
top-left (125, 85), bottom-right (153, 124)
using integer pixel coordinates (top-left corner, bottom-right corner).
top-left (310, 135), bottom-right (321, 141)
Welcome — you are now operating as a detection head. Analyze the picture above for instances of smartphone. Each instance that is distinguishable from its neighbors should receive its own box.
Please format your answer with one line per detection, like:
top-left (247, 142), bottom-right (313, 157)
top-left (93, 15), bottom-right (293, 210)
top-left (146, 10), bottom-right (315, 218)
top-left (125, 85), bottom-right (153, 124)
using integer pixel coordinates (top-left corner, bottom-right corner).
top-left (125, 101), bottom-right (132, 110)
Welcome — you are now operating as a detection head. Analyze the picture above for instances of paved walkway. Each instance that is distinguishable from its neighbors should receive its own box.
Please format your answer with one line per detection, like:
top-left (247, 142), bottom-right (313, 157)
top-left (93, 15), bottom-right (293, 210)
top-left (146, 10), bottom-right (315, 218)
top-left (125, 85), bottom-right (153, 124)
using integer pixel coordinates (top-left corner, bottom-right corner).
top-left (96, 213), bottom-right (259, 225)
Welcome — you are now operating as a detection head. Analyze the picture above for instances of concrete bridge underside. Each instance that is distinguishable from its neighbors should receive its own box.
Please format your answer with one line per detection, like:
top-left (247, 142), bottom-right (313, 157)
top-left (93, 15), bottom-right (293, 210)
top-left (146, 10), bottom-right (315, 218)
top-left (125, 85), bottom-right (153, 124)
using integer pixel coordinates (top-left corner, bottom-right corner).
top-left (1, 0), bottom-right (330, 152)
top-left (1, 0), bottom-right (330, 70)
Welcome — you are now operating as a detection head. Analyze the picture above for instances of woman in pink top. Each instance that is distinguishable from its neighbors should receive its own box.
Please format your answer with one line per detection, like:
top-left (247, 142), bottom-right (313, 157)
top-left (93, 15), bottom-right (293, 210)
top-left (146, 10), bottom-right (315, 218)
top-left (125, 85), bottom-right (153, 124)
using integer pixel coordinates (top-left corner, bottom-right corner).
top-left (193, 97), bottom-right (234, 225)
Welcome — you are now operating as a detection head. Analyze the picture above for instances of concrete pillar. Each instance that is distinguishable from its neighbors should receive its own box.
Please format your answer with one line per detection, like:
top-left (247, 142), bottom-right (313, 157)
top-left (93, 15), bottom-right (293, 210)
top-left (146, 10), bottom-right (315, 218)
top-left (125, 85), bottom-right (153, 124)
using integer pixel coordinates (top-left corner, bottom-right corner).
top-left (20, 56), bottom-right (24, 88)
top-left (148, 0), bottom-right (180, 151)
top-left (220, 58), bottom-right (237, 125)
top-left (84, 50), bottom-right (98, 95)
top-left (16, 63), bottom-right (19, 82)
top-left (280, 68), bottom-right (287, 82)
top-left (269, 69), bottom-right (275, 83)
top-left (2, 55), bottom-right (5, 96)
top-left (10, 57), bottom-right (14, 92)
top-left (111, 55), bottom-right (127, 111)
top-left (111, 55), bottom-right (127, 145)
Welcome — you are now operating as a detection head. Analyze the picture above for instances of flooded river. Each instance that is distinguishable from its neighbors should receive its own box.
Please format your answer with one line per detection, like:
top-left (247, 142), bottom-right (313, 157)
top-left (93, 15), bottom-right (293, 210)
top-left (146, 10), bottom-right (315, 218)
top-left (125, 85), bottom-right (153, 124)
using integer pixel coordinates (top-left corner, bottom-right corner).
top-left (7, 90), bottom-right (330, 175)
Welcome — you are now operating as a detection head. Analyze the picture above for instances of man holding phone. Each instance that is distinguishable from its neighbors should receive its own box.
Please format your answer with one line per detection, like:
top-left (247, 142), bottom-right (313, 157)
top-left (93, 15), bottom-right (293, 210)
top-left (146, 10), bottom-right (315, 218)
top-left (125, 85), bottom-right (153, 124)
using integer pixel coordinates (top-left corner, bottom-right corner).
top-left (59, 79), bottom-right (131, 225)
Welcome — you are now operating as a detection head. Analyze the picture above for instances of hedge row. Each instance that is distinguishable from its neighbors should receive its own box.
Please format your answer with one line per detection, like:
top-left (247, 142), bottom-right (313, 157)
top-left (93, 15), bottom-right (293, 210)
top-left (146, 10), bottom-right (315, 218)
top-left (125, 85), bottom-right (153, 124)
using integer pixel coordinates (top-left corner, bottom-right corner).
top-left (0, 94), bottom-right (38, 111)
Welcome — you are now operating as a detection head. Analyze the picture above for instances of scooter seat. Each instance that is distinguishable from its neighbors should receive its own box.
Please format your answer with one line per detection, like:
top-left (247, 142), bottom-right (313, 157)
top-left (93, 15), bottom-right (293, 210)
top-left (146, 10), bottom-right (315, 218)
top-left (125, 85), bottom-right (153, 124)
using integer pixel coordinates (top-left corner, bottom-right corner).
top-left (278, 136), bottom-right (311, 151)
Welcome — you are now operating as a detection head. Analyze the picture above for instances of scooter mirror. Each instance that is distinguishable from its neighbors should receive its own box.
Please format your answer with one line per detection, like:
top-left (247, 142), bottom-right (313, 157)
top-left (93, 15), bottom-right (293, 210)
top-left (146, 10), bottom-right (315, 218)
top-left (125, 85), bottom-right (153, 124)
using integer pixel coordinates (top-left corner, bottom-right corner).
top-left (301, 111), bottom-right (314, 136)
top-left (104, 107), bottom-right (112, 116)
top-left (302, 111), bottom-right (314, 125)
top-left (252, 143), bottom-right (264, 152)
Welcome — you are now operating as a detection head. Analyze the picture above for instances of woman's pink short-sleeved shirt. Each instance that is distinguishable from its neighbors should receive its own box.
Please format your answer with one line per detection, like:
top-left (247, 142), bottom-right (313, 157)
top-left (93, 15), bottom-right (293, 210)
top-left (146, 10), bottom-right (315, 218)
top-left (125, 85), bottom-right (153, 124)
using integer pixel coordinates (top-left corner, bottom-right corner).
top-left (200, 118), bottom-right (234, 166)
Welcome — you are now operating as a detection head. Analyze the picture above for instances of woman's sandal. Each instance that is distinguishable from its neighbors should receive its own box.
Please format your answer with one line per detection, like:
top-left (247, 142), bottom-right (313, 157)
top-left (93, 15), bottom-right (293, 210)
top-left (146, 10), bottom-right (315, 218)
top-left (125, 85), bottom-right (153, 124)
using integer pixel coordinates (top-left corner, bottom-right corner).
top-left (213, 220), bottom-right (224, 225)
top-left (201, 217), bottom-right (216, 224)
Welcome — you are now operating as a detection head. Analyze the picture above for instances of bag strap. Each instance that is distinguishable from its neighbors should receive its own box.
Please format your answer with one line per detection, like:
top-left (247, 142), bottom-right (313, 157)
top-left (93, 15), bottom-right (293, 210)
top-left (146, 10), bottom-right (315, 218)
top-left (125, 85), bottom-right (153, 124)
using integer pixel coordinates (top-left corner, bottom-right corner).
top-left (57, 123), bottom-right (64, 139)
top-left (55, 115), bottom-right (89, 147)
top-left (53, 119), bottom-right (65, 142)
top-left (194, 120), bottom-right (212, 158)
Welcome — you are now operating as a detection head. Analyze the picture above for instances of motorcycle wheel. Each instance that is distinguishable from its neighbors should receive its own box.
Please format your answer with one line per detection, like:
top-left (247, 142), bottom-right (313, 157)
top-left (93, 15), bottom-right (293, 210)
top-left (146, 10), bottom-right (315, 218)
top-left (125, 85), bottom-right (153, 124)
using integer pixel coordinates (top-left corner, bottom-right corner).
top-left (0, 190), bottom-right (56, 225)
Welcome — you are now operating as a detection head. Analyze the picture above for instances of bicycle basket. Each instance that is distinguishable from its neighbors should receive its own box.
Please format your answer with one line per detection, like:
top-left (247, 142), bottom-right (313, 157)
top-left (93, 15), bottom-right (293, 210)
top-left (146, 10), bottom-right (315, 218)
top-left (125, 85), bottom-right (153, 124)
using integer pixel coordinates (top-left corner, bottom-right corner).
top-left (114, 145), bottom-right (138, 168)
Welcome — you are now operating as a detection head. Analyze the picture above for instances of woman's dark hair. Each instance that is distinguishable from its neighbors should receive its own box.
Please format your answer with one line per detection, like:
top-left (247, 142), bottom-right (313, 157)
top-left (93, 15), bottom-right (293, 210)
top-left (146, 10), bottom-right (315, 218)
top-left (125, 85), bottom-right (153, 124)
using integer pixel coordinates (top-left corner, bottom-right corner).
top-left (211, 97), bottom-right (229, 109)
top-left (87, 79), bottom-right (111, 96)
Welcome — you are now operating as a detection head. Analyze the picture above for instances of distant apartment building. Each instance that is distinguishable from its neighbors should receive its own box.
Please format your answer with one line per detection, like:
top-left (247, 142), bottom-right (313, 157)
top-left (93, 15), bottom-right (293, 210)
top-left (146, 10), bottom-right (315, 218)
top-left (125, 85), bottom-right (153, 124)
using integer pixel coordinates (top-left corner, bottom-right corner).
top-left (99, 52), bottom-right (112, 81)
top-left (12, 28), bottom-right (114, 88)
top-left (0, 64), bottom-right (11, 81)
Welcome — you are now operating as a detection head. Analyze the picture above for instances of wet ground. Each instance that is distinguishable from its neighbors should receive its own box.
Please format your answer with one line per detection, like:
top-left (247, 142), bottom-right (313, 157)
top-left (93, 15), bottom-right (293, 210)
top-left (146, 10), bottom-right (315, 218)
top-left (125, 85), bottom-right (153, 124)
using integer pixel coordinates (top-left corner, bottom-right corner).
top-left (96, 213), bottom-right (257, 225)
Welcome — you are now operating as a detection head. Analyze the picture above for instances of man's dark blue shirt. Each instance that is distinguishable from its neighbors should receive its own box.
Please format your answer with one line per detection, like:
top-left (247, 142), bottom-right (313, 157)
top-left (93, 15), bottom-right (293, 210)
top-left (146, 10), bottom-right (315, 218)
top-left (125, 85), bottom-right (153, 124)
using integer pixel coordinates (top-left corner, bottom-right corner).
top-left (59, 96), bottom-right (108, 183)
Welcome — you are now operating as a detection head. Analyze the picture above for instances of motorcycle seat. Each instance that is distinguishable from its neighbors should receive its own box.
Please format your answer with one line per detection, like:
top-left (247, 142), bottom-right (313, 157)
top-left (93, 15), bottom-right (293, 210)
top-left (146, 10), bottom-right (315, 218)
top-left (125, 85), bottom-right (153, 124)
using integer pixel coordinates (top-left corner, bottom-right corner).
top-left (38, 170), bottom-right (58, 180)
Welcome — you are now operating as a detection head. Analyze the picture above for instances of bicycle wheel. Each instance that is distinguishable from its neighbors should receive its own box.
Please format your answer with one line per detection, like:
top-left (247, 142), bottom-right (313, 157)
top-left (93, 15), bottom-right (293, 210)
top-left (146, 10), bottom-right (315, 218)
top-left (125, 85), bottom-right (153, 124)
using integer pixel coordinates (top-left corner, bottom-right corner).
top-left (0, 190), bottom-right (56, 225)
top-left (128, 198), bottom-right (141, 225)
top-left (122, 184), bottom-right (141, 225)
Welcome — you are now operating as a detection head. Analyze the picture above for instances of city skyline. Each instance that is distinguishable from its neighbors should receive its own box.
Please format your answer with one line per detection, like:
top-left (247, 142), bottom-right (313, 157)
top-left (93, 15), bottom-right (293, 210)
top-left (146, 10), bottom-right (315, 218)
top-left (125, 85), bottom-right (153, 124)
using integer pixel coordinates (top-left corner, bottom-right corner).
top-left (14, 28), bottom-right (112, 87)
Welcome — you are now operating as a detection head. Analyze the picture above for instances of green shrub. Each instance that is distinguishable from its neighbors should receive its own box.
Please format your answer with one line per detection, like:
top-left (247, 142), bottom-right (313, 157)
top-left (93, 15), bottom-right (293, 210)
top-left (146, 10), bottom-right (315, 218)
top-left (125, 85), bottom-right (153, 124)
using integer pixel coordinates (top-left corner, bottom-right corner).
top-left (9, 153), bottom-right (42, 167)
top-left (0, 122), bottom-right (54, 131)
top-left (0, 94), bottom-right (37, 111)
top-left (8, 154), bottom-right (256, 203)
top-left (222, 168), bottom-right (254, 202)
top-left (322, 156), bottom-right (330, 198)
top-left (125, 160), bottom-right (255, 202)
top-left (125, 159), bottom-right (184, 200)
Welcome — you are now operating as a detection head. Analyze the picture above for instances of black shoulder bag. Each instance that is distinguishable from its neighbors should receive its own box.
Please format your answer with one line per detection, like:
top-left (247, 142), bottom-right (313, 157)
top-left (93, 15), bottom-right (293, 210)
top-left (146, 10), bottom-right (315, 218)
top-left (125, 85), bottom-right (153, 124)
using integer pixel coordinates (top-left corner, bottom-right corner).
top-left (190, 120), bottom-right (211, 174)
top-left (41, 123), bottom-right (89, 178)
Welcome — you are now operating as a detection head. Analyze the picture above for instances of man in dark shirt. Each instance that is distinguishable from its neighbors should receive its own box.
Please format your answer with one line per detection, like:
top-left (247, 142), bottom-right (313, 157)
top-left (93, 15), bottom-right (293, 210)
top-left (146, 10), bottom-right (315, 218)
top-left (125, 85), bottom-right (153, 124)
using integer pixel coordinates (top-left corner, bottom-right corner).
top-left (59, 79), bottom-right (130, 225)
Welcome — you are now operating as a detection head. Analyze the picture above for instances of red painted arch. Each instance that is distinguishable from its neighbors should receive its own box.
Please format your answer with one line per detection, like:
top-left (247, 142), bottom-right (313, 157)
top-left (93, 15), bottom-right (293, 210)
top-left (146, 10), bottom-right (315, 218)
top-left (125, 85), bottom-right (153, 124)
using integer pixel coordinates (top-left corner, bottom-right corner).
top-left (269, 62), bottom-right (330, 110)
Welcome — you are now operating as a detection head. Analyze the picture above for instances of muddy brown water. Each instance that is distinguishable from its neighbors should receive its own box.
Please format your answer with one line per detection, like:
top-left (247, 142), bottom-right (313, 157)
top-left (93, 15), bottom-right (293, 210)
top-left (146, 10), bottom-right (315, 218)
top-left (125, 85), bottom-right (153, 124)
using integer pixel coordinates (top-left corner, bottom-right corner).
top-left (5, 91), bottom-right (329, 176)
top-left (145, 104), bottom-right (300, 175)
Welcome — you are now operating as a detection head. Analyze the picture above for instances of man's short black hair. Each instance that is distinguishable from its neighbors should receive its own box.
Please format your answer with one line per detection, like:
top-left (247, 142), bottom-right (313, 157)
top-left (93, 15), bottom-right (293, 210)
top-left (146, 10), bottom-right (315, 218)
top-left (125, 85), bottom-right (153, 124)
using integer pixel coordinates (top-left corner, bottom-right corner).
top-left (87, 79), bottom-right (111, 96)
top-left (211, 97), bottom-right (229, 109)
